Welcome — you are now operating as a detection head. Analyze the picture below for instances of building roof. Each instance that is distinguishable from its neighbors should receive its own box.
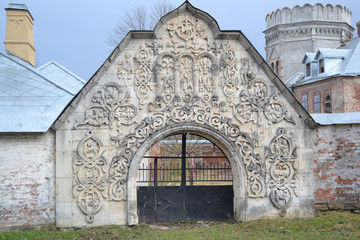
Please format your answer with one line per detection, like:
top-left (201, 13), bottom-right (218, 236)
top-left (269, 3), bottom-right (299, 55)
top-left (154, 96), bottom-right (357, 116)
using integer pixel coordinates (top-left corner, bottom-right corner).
top-left (312, 112), bottom-right (360, 125)
top-left (5, 3), bottom-right (34, 20)
top-left (38, 61), bottom-right (86, 95)
top-left (301, 53), bottom-right (316, 64)
top-left (0, 51), bottom-right (86, 132)
top-left (288, 37), bottom-right (360, 87)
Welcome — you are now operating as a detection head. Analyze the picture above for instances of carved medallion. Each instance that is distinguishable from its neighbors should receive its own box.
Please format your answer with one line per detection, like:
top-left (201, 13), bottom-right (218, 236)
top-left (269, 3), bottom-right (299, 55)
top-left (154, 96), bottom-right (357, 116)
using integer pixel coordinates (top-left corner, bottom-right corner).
top-left (233, 81), bottom-right (297, 126)
top-left (265, 128), bottom-right (298, 216)
top-left (221, 49), bottom-right (239, 100)
top-left (76, 83), bottom-right (137, 129)
top-left (73, 130), bottom-right (107, 223)
top-left (135, 46), bottom-right (153, 107)
top-left (168, 16), bottom-right (205, 42)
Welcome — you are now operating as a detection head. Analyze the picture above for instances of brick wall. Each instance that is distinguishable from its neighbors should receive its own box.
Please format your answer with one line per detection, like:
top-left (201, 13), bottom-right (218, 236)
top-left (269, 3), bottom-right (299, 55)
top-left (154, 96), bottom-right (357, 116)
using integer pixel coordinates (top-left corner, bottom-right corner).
top-left (292, 76), bottom-right (360, 114)
top-left (292, 77), bottom-right (344, 113)
top-left (314, 124), bottom-right (360, 212)
top-left (343, 77), bottom-right (360, 112)
top-left (0, 130), bottom-right (55, 230)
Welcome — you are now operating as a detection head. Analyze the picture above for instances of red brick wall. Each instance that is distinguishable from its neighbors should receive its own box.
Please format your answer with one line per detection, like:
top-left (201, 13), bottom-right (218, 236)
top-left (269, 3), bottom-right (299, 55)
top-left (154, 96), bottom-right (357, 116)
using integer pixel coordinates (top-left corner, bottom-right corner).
top-left (0, 131), bottom-right (55, 230)
top-left (292, 76), bottom-right (360, 114)
top-left (292, 77), bottom-right (344, 113)
top-left (343, 77), bottom-right (360, 112)
top-left (314, 124), bottom-right (360, 212)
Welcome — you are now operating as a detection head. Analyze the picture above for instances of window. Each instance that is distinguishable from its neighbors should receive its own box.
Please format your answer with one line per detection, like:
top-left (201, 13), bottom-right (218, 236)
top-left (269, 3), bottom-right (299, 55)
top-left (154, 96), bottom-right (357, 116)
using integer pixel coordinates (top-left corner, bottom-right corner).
top-left (301, 93), bottom-right (308, 111)
top-left (271, 62), bottom-right (274, 71)
top-left (319, 59), bottom-right (325, 73)
top-left (314, 93), bottom-right (321, 113)
top-left (324, 92), bottom-right (332, 113)
top-left (306, 63), bottom-right (311, 77)
top-left (276, 60), bottom-right (279, 75)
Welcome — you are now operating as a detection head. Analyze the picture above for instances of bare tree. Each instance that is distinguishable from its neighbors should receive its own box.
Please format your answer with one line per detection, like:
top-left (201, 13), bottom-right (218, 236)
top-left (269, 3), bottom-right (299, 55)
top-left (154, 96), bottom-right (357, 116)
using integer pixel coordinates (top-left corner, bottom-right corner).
top-left (106, 1), bottom-right (175, 46)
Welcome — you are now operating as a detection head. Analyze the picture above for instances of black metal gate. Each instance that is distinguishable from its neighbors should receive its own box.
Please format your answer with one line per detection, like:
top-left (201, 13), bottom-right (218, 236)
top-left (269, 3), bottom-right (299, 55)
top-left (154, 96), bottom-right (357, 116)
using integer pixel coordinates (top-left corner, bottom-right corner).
top-left (137, 133), bottom-right (233, 222)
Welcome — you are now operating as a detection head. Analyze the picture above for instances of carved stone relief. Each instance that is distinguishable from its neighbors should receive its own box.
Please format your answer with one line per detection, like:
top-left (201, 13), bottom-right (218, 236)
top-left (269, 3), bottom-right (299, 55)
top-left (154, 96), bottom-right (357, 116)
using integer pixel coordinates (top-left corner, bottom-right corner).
top-left (179, 55), bottom-right (194, 103)
top-left (135, 45), bottom-right (153, 108)
top-left (221, 49), bottom-right (239, 101)
top-left (232, 81), bottom-right (297, 126)
top-left (109, 106), bottom-right (266, 200)
top-left (117, 54), bottom-right (133, 82)
top-left (167, 16), bottom-right (208, 55)
top-left (69, 14), bottom-right (305, 223)
top-left (73, 130), bottom-right (107, 223)
top-left (161, 55), bottom-right (176, 105)
top-left (265, 128), bottom-right (298, 216)
top-left (76, 83), bottom-right (137, 129)
top-left (240, 58), bottom-right (256, 87)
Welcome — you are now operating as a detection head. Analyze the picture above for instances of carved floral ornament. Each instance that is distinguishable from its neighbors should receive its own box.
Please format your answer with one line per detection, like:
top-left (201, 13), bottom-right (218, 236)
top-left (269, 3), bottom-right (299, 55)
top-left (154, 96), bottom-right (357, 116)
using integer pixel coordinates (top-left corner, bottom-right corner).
top-left (109, 105), bottom-right (266, 200)
top-left (71, 15), bottom-right (303, 222)
top-left (265, 128), bottom-right (298, 216)
top-left (232, 81), bottom-right (297, 126)
top-left (73, 130), bottom-right (107, 223)
top-left (76, 83), bottom-right (137, 129)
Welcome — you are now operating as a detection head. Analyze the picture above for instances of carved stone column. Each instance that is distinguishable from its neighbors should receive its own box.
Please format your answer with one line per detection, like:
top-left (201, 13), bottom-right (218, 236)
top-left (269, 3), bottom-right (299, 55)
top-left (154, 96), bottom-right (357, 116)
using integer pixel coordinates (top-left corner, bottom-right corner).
top-left (174, 63), bottom-right (181, 106)
top-left (192, 62), bottom-right (200, 106)
top-left (153, 63), bottom-right (162, 106)
top-left (211, 63), bottom-right (219, 106)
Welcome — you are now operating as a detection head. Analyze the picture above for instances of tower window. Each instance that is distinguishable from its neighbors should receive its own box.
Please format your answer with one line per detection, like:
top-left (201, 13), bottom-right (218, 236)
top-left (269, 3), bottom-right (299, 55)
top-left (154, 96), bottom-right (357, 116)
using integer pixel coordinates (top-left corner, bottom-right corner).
top-left (276, 60), bottom-right (279, 75)
top-left (271, 62), bottom-right (274, 71)
top-left (319, 59), bottom-right (325, 73)
top-left (314, 93), bottom-right (321, 113)
top-left (301, 93), bottom-right (308, 111)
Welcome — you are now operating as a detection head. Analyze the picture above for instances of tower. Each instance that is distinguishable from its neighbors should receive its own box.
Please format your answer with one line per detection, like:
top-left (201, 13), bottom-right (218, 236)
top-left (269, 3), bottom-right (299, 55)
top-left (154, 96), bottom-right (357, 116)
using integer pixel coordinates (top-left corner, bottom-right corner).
top-left (264, 4), bottom-right (354, 81)
top-left (4, 4), bottom-right (35, 66)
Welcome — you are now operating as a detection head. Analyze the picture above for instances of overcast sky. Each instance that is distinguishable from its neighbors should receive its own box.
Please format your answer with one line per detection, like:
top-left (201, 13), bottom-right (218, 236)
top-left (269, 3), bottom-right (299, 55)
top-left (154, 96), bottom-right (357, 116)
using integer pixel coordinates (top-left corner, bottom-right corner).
top-left (0, 0), bottom-right (359, 80)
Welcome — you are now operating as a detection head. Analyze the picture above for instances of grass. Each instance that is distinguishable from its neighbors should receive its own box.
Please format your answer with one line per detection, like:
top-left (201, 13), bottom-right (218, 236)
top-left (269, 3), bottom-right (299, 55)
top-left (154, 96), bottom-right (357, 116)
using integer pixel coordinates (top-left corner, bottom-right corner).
top-left (1, 211), bottom-right (359, 239)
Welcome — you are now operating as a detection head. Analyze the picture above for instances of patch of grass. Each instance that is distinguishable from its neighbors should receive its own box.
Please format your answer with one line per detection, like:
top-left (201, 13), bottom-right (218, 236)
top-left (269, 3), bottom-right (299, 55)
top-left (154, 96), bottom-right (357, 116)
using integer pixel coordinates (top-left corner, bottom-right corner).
top-left (1, 212), bottom-right (360, 239)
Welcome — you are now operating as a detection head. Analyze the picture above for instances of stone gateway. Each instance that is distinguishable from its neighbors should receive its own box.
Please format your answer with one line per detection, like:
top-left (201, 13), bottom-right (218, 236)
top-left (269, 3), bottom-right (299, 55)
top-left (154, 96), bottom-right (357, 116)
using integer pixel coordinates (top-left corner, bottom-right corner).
top-left (54, 2), bottom-right (315, 227)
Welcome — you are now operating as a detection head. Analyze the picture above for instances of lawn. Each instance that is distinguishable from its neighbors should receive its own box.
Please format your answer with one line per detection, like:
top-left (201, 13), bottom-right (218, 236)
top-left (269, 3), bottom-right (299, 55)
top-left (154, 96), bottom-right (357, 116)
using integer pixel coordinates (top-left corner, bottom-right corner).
top-left (1, 211), bottom-right (359, 240)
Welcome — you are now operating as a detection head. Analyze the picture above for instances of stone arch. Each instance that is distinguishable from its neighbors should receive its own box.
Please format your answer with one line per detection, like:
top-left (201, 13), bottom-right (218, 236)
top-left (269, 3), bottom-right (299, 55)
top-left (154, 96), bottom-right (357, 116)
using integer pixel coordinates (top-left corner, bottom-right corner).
top-left (126, 123), bottom-right (248, 225)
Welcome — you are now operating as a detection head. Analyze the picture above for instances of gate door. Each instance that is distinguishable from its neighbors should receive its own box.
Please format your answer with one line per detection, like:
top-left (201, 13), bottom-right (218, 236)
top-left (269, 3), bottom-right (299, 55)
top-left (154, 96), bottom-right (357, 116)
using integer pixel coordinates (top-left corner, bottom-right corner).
top-left (137, 133), bottom-right (233, 222)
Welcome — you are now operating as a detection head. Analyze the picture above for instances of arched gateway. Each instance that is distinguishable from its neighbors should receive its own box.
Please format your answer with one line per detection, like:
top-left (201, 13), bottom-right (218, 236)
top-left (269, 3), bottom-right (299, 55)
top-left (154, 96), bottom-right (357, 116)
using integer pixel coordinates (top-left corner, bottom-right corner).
top-left (127, 124), bottom-right (247, 224)
top-left (54, 2), bottom-right (315, 227)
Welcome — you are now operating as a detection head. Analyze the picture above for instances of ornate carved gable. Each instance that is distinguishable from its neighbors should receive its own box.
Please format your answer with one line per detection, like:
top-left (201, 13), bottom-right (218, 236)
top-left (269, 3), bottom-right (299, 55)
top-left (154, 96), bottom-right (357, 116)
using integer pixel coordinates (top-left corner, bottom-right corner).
top-left (54, 1), bottom-right (315, 226)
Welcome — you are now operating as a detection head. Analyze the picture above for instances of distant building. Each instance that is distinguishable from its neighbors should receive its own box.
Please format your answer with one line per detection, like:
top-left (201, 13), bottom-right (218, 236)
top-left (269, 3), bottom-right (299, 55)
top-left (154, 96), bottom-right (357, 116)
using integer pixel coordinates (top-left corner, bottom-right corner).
top-left (286, 34), bottom-right (360, 114)
top-left (264, 4), bottom-right (354, 81)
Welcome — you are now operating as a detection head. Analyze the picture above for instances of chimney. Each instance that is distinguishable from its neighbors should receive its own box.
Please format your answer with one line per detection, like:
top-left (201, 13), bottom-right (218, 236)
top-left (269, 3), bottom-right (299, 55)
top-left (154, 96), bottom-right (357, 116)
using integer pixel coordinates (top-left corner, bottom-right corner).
top-left (4, 4), bottom-right (35, 66)
top-left (357, 22), bottom-right (360, 38)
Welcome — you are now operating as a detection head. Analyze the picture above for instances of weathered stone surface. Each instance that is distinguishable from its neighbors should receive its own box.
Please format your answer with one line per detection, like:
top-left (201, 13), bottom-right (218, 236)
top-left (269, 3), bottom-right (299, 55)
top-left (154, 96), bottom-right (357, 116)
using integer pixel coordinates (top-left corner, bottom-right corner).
top-left (54, 2), bottom-right (314, 227)
top-left (0, 131), bottom-right (55, 229)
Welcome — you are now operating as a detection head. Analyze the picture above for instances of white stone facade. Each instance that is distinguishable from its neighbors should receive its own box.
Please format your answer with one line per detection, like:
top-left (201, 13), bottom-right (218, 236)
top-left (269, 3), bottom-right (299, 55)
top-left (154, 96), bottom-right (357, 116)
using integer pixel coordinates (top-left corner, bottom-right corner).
top-left (54, 2), bottom-right (315, 227)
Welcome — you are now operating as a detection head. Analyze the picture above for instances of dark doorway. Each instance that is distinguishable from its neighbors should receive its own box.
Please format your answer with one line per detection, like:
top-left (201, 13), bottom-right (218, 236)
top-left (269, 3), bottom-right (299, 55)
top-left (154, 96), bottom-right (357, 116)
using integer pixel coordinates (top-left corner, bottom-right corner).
top-left (137, 133), bottom-right (234, 222)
